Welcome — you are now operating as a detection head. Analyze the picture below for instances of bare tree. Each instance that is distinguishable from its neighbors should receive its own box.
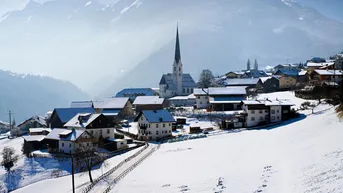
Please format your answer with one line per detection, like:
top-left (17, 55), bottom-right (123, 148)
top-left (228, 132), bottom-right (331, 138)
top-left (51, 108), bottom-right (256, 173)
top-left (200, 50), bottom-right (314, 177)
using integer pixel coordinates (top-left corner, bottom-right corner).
top-left (73, 144), bottom-right (106, 183)
top-left (1, 147), bottom-right (19, 172)
top-left (198, 69), bottom-right (215, 88)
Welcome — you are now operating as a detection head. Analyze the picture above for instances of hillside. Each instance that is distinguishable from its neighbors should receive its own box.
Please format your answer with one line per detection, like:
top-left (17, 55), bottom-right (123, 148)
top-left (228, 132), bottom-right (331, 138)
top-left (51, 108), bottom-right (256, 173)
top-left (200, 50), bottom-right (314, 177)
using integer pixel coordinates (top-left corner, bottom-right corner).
top-left (1, 0), bottom-right (343, 95)
top-left (0, 70), bottom-right (88, 122)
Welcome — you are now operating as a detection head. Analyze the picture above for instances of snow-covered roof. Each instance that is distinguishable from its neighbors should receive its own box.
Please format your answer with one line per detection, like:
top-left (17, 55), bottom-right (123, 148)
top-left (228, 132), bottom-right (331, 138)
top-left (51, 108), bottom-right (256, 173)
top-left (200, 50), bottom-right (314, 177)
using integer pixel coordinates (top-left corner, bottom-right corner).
top-left (259, 76), bottom-right (273, 83)
top-left (53, 108), bottom-right (96, 123)
top-left (18, 116), bottom-right (47, 127)
top-left (64, 113), bottom-right (102, 128)
top-left (136, 110), bottom-right (175, 123)
top-left (299, 70), bottom-right (307, 76)
top-left (314, 70), bottom-right (343, 76)
top-left (22, 135), bottom-right (45, 142)
top-left (115, 88), bottom-right (158, 100)
top-left (70, 101), bottom-right (93, 108)
top-left (102, 109), bottom-right (120, 116)
top-left (194, 87), bottom-right (247, 96)
top-left (307, 62), bottom-right (334, 67)
top-left (241, 99), bottom-right (294, 106)
top-left (29, 128), bottom-right (51, 133)
top-left (45, 128), bottom-right (87, 141)
top-left (169, 94), bottom-right (196, 101)
top-left (133, 96), bottom-right (164, 105)
top-left (93, 97), bottom-right (130, 109)
top-left (224, 78), bottom-right (260, 86)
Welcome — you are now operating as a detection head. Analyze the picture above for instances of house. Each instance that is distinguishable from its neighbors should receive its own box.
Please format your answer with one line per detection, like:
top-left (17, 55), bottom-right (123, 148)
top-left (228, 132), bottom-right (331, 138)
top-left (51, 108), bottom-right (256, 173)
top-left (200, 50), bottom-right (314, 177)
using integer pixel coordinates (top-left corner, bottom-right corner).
top-left (107, 138), bottom-right (128, 150)
top-left (45, 128), bottom-right (95, 154)
top-left (308, 57), bottom-right (326, 63)
top-left (133, 96), bottom-right (167, 112)
top-left (93, 97), bottom-right (134, 120)
top-left (159, 26), bottom-right (197, 98)
top-left (168, 94), bottom-right (196, 107)
top-left (64, 113), bottom-right (114, 141)
top-left (241, 70), bottom-right (268, 78)
top-left (226, 71), bottom-right (244, 79)
top-left (70, 101), bottom-right (93, 108)
top-left (259, 77), bottom-right (279, 93)
top-left (224, 78), bottom-right (262, 89)
top-left (193, 87), bottom-right (247, 111)
top-left (15, 116), bottom-right (48, 136)
top-left (240, 99), bottom-right (294, 127)
top-left (273, 70), bottom-right (299, 89)
top-left (135, 110), bottom-right (175, 141)
top-left (49, 108), bottom-right (96, 128)
top-left (115, 88), bottom-right (159, 101)
top-left (29, 128), bottom-right (51, 136)
top-left (310, 70), bottom-right (343, 84)
top-left (273, 64), bottom-right (301, 72)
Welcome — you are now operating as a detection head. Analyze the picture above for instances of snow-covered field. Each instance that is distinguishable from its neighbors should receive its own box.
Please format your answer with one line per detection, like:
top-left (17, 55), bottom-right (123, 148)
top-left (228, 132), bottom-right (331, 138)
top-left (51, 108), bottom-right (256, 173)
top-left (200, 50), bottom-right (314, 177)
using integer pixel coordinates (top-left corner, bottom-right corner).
top-left (2, 92), bottom-right (343, 193)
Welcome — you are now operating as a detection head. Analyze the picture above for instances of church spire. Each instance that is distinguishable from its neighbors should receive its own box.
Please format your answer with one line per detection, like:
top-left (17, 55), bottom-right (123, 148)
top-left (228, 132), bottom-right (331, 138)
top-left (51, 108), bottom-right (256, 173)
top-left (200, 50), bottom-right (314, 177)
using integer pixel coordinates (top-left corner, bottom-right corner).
top-left (174, 23), bottom-right (181, 63)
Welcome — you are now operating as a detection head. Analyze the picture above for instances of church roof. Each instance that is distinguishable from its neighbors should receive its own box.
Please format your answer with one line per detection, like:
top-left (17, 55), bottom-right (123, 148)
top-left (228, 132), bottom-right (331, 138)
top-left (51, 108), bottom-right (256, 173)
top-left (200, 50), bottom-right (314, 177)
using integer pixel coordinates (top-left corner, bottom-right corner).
top-left (159, 73), bottom-right (197, 90)
top-left (174, 25), bottom-right (181, 64)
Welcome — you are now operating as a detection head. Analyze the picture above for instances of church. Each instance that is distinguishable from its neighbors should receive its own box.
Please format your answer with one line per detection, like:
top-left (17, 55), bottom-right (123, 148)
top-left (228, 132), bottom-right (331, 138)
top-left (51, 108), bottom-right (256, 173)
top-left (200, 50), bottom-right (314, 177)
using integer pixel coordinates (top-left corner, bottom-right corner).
top-left (159, 26), bottom-right (197, 98)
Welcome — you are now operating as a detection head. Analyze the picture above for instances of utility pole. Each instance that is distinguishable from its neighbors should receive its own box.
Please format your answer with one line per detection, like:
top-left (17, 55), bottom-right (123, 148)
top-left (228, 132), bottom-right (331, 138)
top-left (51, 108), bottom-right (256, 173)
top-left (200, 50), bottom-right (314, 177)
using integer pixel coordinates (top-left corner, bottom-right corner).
top-left (71, 155), bottom-right (75, 193)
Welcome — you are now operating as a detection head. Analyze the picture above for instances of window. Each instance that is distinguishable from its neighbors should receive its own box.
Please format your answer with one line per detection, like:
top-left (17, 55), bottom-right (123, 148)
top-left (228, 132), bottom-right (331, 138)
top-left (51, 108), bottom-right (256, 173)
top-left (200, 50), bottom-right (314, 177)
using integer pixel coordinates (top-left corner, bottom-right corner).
top-left (107, 129), bottom-right (110, 134)
top-left (156, 131), bottom-right (159, 135)
top-left (259, 110), bottom-right (263, 114)
top-left (183, 88), bottom-right (185, 93)
top-left (149, 131), bottom-right (151, 134)
top-left (169, 130), bottom-right (171, 133)
top-left (271, 110), bottom-right (275, 114)
top-left (163, 124), bottom-right (165, 128)
top-left (251, 117), bottom-right (255, 121)
top-left (197, 96), bottom-right (200, 99)
top-left (277, 116), bottom-right (280, 120)
top-left (148, 124), bottom-right (150, 128)
top-left (62, 143), bottom-right (64, 147)
top-left (265, 110), bottom-right (268, 113)
top-left (87, 143), bottom-right (89, 147)
top-left (69, 143), bottom-right (71, 148)
top-left (156, 124), bottom-right (159, 128)
top-left (259, 117), bottom-right (263, 121)
top-left (141, 116), bottom-right (143, 120)
top-left (271, 116), bottom-right (275, 120)
top-left (205, 96), bottom-right (208, 99)
top-left (251, 110), bottom-right (255, 114)
top-left (169, 123), bottom-right (171, 126)
top-left (277, 109), bottom-right (279, 113)
top-left (187, 88), bottom-right (189, 93)
top-left (174, 67), bottom-right (176, 72)
top-left (200, 102), bottom-right (202, 105)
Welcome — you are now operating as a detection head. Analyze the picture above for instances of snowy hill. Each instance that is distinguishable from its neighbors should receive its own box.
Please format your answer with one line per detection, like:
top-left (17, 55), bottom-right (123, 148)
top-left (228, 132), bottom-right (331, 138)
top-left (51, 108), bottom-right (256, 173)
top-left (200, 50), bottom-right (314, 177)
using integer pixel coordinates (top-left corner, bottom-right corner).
top-left (0, 70), bottom-right (88, 122)
top-left (6, 92), bottom-right (343, 193)
top-left (1, 0), bottom-right (343, 94)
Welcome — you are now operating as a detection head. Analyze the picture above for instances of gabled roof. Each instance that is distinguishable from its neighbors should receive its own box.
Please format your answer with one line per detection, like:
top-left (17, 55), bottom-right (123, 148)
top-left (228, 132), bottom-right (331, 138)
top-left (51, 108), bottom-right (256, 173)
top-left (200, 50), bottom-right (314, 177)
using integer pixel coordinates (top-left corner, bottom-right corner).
top-left (159, 73), bottom-right (197, 89)
top-left (29, 128), bottom-right (51, 133)
top-left (18, 115), bottom-right (47, 127)
top-left (115, 88), bottom-right (157, 100)
top-left (314, 70), bottom-right (343, 76)
top-left (52, 108), bottom-right (96, 123)
top-left (135, 110), bottom-right (175, 123)
top-left (242, 70), bottom-right (268, 78)
top-left (70, 101), bottom-right (93, 108)
top-left (64, 113), bottom-right (103, 128)
top-left (194, 87), bottom-right (247, 96)
top-left (45, 128), bottom-right (91, 141)
top-left (133, 96), bottom-right (164, 105)
top-left (274, 69), bottom-right (300, 77)
top-left (224, 78), bottom-right (260, 86)
top-left (22, 135), bottom-right (45, 142)
top-left (93, 97), bottom-right (130, 109)
top-left (307, 62), bottom-right (334, 67)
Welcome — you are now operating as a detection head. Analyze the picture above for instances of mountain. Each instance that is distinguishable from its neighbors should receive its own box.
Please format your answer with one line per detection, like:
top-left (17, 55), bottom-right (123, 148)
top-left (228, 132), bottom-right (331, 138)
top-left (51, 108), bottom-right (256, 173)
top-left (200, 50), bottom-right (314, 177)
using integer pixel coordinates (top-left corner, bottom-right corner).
top-left (1, 0), bottom-right (343, 96)
top-left (0, 70), bottom-right (88, 122)
top-left (296, 0), bottom-right (343, 23)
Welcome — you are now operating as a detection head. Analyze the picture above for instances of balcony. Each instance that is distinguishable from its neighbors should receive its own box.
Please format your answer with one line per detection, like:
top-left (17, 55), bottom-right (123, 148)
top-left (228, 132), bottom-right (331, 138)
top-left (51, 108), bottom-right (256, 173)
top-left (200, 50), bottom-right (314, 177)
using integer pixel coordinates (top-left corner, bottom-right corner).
top-left (139, 124), bottom-right (148, 130)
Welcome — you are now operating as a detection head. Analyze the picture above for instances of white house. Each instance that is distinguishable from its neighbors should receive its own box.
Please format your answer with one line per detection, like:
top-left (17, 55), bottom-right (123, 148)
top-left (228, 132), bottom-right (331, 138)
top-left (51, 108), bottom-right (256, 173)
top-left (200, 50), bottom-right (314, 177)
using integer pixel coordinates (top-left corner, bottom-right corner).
top-left (64, 113), bottom-right (115, 140)
top-left (135, 110), bottom-right (175, 141)
top-left (158, 26), bottom-right (197, 98)
top-left (193, 87), bottom-right (247, 111)
top-left (45, 128), bottom-right (94, 154)
top-left (241, 99), bottom-right (294, 127)
top-left (108, 138), bottom-right (128, 150)
top-left (168, 94), bottom-right (196, 107)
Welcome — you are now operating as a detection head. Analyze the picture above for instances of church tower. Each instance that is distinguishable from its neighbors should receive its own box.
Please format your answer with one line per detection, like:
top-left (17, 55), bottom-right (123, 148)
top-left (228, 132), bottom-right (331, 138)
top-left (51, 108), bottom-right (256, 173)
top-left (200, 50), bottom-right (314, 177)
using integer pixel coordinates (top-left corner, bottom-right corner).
top-left (172, 24), bottom-right (183, 95)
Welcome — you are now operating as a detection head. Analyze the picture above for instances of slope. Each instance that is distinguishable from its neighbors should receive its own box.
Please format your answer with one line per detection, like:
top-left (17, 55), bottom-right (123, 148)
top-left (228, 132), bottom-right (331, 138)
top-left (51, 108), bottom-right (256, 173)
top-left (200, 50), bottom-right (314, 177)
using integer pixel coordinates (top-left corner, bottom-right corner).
top-left (0, 70), bottom-right (88, 122)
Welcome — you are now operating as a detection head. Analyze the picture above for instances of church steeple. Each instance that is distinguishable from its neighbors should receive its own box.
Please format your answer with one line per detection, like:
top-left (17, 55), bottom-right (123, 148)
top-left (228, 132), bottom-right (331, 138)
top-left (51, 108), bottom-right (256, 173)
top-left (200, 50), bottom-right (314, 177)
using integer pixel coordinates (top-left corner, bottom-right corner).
top-left (174, 24), bottom-right (181, 64)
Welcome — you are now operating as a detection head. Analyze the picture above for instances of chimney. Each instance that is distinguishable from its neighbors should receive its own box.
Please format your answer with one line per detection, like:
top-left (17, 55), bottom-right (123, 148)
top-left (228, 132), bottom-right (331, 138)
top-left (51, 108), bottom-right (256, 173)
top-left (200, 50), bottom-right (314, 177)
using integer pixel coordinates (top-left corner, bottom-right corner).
top-left (78, 116), bottom-right (82, 124)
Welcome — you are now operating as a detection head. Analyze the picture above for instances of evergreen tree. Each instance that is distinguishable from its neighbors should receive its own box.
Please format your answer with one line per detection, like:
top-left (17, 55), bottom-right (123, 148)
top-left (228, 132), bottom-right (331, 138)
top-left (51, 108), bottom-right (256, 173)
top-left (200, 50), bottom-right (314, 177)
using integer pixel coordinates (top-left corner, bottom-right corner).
top-left (254, 59), bottom-right (258, 70)
top-left (247, 59), bottom-right (251, 71)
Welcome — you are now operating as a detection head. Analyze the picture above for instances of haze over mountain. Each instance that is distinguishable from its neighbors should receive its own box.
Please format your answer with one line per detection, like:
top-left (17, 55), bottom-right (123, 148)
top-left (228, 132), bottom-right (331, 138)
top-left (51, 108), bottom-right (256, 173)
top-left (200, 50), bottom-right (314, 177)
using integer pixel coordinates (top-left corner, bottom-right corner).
top-left (0, 0), bottom-right (343, 97)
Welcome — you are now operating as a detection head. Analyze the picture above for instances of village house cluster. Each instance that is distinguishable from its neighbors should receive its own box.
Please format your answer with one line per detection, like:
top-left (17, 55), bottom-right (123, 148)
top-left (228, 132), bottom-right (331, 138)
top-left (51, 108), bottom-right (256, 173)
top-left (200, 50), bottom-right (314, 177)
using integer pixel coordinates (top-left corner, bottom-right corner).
top-left (11, 26), bottom-right (343, 156)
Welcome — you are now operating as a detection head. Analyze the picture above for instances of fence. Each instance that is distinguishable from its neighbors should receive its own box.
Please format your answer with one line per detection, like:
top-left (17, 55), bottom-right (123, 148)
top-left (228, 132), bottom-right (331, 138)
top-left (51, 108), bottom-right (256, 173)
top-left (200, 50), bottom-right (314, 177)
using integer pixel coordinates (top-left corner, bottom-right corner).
top-left (82, 143), bottom-right (149, 193)
top-left (103, 144), bottom-right (160, 193)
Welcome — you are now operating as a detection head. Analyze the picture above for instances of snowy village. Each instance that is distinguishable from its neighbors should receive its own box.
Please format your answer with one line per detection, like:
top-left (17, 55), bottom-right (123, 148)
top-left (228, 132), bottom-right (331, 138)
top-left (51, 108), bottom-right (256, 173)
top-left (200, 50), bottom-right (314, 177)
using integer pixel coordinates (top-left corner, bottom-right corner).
top-left (0, 24), bottom-right (343, 193)
top-left (1, 0), bottom-right (343, 192)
